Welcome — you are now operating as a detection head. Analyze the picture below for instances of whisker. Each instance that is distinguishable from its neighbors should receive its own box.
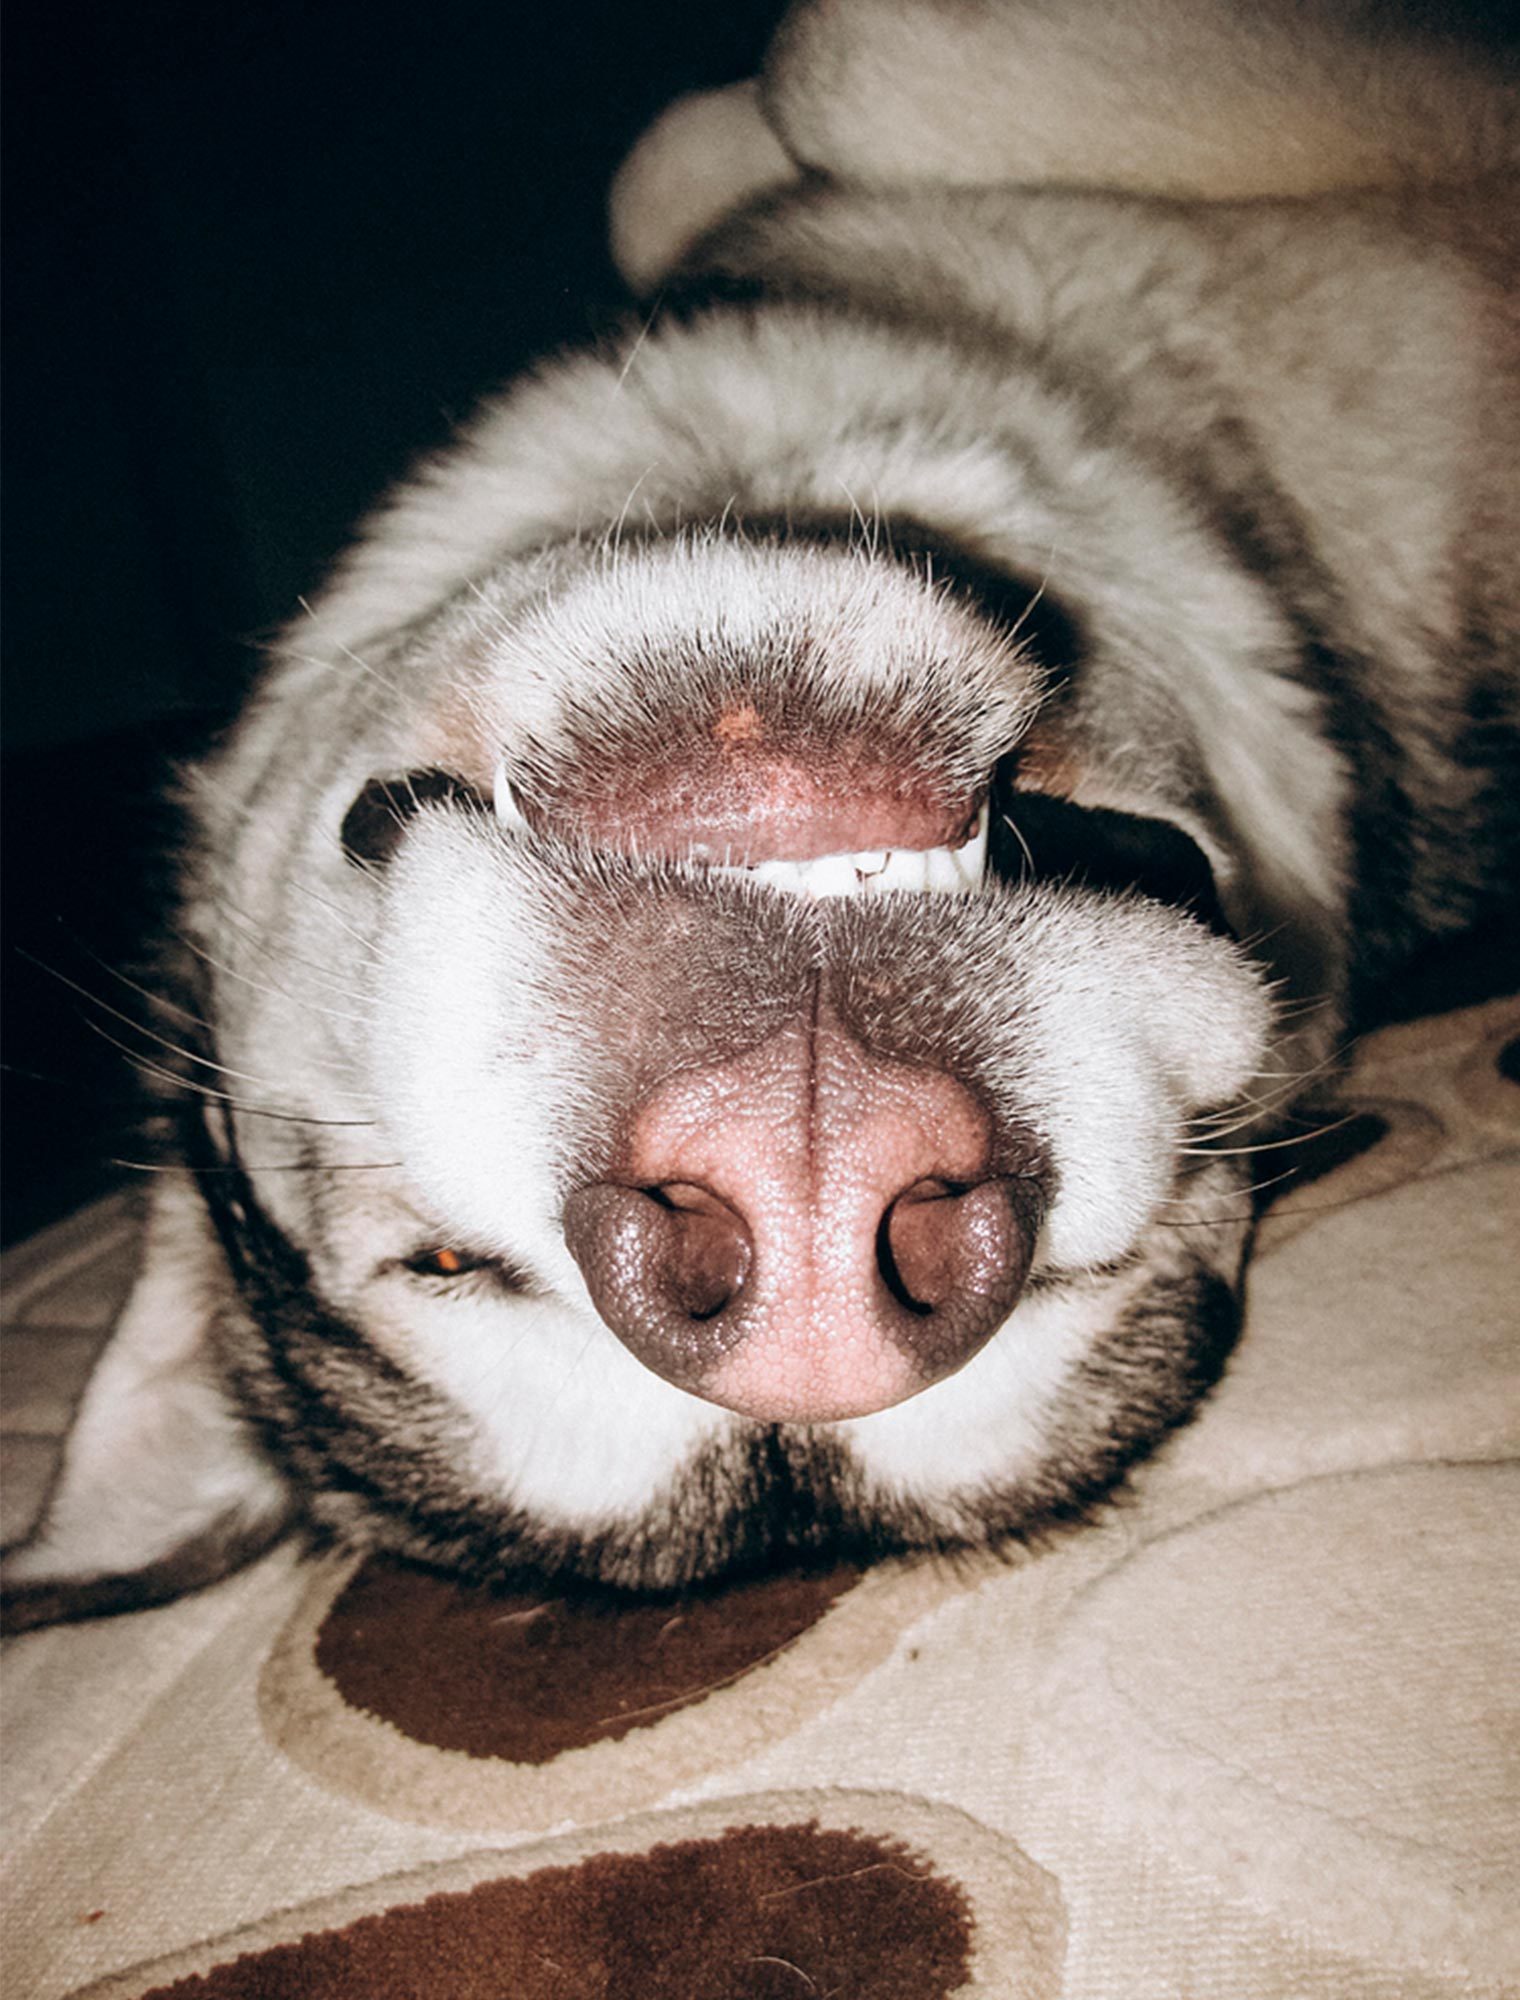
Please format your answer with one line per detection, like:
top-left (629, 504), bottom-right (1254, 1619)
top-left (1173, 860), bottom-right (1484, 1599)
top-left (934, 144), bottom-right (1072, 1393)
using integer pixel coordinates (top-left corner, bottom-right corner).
top-left (53, 934), bottom-right (221, 1035)
top-left (285, 881), bottom-right (384, 958)
top-left (608, 465), bottom-right (657, 563)
top-left (996, 808), bottom-right (1038, 881)
top-left (611, 305), bottom-right (660, 396)
top-left (290, 598), bottom-right (407, 700)
top-left (175, 930), bottom-right (375, 1028)
top-left (1178, 1109), bottom-right (1369, 1158)
top-left (114, 1156), bottom-right (404, 1176)
top-left (97, 1028), bottom-right (349, 1122)
top-left (192, 907), bottom-right (374, 1010)
top-left (16, 950), bottom-right (321, 1095)
top-left (1157, 1141), bottom-right (1520, 1230)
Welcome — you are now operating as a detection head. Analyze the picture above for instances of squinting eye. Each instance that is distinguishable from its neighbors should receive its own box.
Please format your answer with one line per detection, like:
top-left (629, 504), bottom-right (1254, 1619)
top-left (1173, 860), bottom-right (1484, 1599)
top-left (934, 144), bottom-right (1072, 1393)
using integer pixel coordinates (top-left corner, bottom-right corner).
top-left (406, 1246), bottom-right (478, 1279)
top-left (398, 1245), bottom-right (538, 1295)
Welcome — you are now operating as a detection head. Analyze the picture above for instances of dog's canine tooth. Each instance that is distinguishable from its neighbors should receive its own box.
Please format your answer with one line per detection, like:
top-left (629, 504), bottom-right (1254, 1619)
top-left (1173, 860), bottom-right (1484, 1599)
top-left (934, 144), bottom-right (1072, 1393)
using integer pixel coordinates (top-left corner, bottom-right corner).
top-left (954, 801), bottom-right (990, 890)
top-left (492, 759), bottom-right (531, 834)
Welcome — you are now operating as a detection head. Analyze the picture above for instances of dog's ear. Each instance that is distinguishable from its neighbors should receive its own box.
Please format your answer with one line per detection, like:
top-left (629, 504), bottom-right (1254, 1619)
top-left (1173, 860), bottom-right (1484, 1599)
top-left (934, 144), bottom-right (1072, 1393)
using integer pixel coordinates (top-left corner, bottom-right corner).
top-left (1, 1177), bottom-right (293, 1632)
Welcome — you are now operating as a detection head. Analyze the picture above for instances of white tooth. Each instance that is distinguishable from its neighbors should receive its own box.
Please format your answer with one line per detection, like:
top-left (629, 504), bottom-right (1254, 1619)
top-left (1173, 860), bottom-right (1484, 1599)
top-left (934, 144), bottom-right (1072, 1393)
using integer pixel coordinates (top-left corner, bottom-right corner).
top-left (492, 760), bottom-right (530, 833)
top-left (747, 857), bottom-right (808, 893)
top-left (877, 847), bottom-right (927, 893)
top-left (799, 851), bottom-right (863, 900)
top-left (925, 844), bottom-right (962, 891)
top-left (951, 801), bottom-right (990, 889)
top-left (726, 805), bottom-right (990, 900)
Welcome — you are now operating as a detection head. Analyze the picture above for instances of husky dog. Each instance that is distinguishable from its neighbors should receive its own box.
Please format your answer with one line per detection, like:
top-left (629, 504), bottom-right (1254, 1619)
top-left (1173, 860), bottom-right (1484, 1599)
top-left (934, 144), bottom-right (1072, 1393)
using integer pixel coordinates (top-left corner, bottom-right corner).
top-left (5, 1), bottom-right (1516, 1625)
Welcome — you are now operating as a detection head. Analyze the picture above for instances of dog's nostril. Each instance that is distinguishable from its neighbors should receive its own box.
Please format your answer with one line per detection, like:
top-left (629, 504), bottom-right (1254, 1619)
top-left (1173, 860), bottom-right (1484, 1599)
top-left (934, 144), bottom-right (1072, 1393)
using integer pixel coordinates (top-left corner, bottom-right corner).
top-left (641, 1182), bottom-right (752, 1320)
top-left (880, 1178), bottom-right (982, 1315)
top-left (877, 1175), bottom-right (1041, 1371)
top-left (562, 1181), bottom-right (754, 1389)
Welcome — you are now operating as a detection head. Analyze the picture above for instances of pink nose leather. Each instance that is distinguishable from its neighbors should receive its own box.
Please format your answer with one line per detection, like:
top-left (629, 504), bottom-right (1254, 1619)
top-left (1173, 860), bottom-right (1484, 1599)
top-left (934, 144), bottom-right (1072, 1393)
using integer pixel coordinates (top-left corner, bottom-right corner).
top-left (563, 1009), bottom-right (1041, 1421)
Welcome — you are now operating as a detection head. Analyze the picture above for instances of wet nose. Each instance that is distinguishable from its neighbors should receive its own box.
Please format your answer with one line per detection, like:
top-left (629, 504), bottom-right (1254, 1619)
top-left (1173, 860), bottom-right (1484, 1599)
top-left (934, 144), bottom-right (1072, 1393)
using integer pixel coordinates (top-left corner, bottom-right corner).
top-left (563, 1159), bottom-right (1040, 1421)
top-left (563, 1181), bottom-right (753, 1352)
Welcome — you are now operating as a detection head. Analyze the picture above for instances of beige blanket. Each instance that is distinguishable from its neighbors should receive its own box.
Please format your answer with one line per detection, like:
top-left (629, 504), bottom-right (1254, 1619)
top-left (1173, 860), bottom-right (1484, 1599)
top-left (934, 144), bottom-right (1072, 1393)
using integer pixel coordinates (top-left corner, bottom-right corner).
top-left (4, 994), bottom-right (1517, 1996)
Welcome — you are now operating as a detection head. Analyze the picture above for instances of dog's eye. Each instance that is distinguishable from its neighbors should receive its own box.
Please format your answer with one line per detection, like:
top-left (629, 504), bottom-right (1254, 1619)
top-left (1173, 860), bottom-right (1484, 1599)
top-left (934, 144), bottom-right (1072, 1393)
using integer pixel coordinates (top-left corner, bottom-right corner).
top-left (341, 769), bottom-right (487, 868)
top-left (406, 1246), bottom-right (477, 1278)
top-left (399, 1246), bottom-right (538, 1294)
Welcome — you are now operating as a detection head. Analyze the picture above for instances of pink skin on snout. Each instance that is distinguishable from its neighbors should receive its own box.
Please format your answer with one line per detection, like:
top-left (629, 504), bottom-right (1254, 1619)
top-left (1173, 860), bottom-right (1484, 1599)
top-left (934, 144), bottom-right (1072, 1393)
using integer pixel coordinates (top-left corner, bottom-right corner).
top-left (535, 707), bottom-right (980, 864)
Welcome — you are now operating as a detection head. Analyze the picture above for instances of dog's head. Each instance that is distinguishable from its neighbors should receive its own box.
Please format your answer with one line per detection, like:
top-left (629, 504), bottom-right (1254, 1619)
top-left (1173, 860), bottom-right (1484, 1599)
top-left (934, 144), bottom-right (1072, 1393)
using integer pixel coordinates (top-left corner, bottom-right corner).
top-left (3, 514), bottom-right (1281, 1627)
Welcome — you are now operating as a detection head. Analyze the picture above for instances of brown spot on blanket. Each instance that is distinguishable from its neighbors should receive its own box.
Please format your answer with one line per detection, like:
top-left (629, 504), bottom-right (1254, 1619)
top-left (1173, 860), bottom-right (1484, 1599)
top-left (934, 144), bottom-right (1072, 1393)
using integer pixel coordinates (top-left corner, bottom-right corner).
top-left (140, 1822), bottom-right (973, 1999)
top-left (314, 1557), bottom-right (860, 1761)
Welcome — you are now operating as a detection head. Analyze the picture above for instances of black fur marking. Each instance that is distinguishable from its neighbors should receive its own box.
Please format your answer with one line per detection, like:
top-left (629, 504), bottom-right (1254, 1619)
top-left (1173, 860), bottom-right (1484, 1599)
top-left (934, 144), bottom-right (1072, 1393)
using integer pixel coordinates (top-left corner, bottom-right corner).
top-left (340, 769), bottom-right (488, 869)
top-left (1056, 1267), bottom-right (1240, 1489)
top-left (649, 267), bottom-right (783, 319)
top-left (1450, 659), bottom-right (1520, 930)
top-left (1108, 395), bottom-right (1423, 999)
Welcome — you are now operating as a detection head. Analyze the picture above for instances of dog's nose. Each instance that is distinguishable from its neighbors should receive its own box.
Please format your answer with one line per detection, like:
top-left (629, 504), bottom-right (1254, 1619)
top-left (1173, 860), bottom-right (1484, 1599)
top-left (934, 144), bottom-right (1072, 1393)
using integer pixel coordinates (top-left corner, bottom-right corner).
top-left (563, 1020), bottom-right (1043, 1422)
top-left (878, 1174), bottom-right (1031, 1323)
top-left (565, 1180), bottom-right (754, 1331)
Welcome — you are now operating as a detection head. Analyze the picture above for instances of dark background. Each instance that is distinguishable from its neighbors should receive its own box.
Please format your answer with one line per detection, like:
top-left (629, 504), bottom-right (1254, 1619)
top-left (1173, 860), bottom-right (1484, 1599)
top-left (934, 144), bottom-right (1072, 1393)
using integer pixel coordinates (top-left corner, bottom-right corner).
top-left (3, 0), bottom-right (787, 1241)
top-left (4, 1), bottom-right (1516, 1244)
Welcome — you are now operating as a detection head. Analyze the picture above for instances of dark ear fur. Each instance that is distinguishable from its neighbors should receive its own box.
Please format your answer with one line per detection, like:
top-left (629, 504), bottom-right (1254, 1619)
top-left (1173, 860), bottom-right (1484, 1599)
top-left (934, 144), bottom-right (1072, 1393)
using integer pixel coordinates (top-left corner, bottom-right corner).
top-left (1, 1177), bottom-right (293, 1632)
